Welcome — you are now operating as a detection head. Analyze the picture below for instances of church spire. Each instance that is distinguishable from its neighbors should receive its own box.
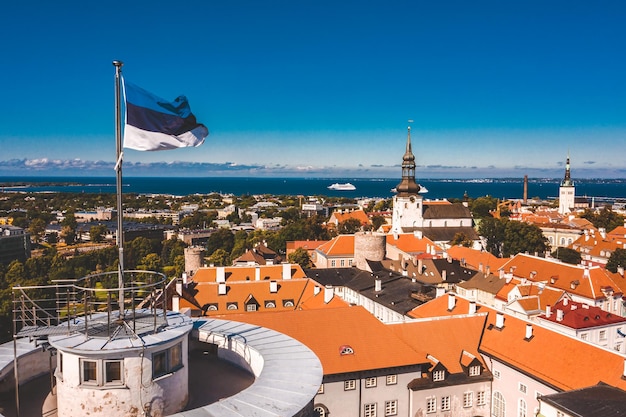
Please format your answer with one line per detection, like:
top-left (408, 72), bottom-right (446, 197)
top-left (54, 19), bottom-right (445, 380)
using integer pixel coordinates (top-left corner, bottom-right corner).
top-left (561, 152), bottom-right (573, 187)
top-left (395, 123), bottom-right (420, 196)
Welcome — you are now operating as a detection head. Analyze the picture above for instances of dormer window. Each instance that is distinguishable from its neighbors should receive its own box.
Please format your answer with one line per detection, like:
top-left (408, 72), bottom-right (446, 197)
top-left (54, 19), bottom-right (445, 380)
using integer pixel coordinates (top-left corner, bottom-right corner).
top-left (340, 345), bottom-right (354, 355)
top-left (469, 365), bottom-right (481, 376)
top-left (433, 370), bottom-right (445, 381)
top-left (264, 300), bottom-right (276, 308)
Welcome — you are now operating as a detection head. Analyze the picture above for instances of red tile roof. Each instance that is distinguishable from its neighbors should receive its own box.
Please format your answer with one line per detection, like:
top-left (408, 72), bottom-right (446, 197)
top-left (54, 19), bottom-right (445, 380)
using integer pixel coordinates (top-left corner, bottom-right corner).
top-left (541, 299), bottom-right (626, 329)
top-left (447, 245), bottom-right (508, 271)
top-left (386, 233), bottom-right (442, 255)
top-left (316, 235), bottom-right (355, 257)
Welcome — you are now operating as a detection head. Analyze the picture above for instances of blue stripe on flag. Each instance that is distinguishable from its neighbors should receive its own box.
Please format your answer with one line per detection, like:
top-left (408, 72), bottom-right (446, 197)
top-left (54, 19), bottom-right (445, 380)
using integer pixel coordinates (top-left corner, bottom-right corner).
top-left (124, 81), bottom-right (192, 117)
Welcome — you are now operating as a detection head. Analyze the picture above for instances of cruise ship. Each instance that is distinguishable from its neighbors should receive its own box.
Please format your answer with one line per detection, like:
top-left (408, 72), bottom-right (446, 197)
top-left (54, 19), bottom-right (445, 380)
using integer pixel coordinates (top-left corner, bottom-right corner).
top-left (327, 182), bottom-right (356, 191)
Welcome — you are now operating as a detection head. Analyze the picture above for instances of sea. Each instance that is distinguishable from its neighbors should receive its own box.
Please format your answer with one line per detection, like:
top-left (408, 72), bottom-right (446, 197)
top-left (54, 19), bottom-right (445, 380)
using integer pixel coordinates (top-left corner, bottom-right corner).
top-left (1, 176), bottom-right (625, 203)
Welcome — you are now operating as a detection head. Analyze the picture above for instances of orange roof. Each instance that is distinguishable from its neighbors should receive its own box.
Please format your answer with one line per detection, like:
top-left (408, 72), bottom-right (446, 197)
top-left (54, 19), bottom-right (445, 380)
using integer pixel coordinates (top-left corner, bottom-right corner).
top-left (386, 233), bottom-right (441, 254)
top-left (220, 306), bottom-right (428, 375)
top-left (192, 264), bottom-right (307, 283)
top-left (180, 278), bottom-right (326, 315)
top-left (316, 235), bottom-right (355, 257)
top-left (388, 314), bottom-right (488, 374)
top-left (286, 240), bottom-right (327, 251)
top-left (608, 225), bottom-right (626, 239)
top-left (409, 295), bottom-right (626, 391)
top-left (329, 209), bottom-right (370, 226)
top-left (500, 254), bottom-right (626, 300)
top-left (447, 245), bottom-right (507, 271)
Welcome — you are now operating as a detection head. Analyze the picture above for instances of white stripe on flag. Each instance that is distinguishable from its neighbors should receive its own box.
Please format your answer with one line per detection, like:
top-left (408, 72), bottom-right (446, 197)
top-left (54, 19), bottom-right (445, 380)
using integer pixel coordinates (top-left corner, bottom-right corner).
top-left (123, 124), bottom-right (206, 151)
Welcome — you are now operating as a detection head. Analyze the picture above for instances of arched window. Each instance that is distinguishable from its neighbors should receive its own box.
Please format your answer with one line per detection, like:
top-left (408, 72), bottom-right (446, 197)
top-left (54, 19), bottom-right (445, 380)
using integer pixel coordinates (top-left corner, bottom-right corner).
top-left (314, 404), bottom-right (329, 417)
top-left (493, 392), bottom-right (506, 417)
top-left (560, 237), bottom-right (565, 245)
top-left (518, 398), bottom-right (527, 417)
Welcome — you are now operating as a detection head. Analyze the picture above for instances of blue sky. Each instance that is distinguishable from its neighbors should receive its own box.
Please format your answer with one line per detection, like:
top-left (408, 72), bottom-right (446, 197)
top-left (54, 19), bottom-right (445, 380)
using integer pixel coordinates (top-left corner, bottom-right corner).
top-left (1, 0), bottom-right (625, 179)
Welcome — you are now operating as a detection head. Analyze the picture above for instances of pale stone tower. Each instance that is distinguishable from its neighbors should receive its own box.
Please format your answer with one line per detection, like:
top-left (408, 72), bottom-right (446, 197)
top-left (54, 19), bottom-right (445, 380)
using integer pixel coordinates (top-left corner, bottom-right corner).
top-left (391, 124), bottom-right (423, 233)
top-left (558, 153), bottom-right (575, 215)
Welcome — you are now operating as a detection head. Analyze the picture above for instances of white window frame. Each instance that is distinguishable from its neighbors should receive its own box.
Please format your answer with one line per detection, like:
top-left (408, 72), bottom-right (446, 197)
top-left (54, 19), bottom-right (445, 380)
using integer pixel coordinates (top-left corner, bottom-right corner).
top-left (364, 402), bottom-right (377, 417)
top-left (344, 379), bottom-right (356, 391)
top-left (365, 376), bottom-right (377, 388)
top-left (441, 395), bottom-right (451, 411)
top-left (463, 391), bottom-right (473, 408)
top-left (384, 400), bottom-right (398, 416)
top-left (426, 397), bottom-right (436, 413)
top-left (432, 370), bottom-right (445, 381)
top-left (153, 342), bottom-right (183, 379)
top-left (386, 374), bottom-right (397, 385)
top-left (518, 398), bottom-right (527, 417)
top-left (477, 390), bottom-right (486, 406)
top-left (519, 382), bottom-right (527, 394)
top-left (469, 365), bottom-right (481, 376)
top-left (80, 358), bottom-right (124, 387)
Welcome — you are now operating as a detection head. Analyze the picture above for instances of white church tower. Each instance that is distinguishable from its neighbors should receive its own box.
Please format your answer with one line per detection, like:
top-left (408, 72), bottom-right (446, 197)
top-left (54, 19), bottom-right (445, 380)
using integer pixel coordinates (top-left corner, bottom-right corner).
top-left (391, 124), bottom-right (423, 233)
top-left (558, 153), bottom-right (575, 215)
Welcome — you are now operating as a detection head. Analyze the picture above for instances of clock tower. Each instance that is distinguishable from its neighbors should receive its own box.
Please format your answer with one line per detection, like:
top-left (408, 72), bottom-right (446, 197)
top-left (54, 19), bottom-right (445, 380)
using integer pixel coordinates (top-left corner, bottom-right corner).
top-left (392, 124), bottom-right (423, 233)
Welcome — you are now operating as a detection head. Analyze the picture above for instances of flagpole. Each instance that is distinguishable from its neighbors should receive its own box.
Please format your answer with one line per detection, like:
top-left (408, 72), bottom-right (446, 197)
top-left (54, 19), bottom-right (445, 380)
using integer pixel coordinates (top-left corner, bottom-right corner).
top-left (113, 60), bottom-right (125, 319)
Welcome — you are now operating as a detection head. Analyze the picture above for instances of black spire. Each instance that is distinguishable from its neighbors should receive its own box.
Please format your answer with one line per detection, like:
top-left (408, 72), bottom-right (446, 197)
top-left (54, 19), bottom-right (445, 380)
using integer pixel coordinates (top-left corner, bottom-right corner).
top-left (395, 125), bottom-right (421, 196)
top-left (561, 153), bottom-right (573, 187)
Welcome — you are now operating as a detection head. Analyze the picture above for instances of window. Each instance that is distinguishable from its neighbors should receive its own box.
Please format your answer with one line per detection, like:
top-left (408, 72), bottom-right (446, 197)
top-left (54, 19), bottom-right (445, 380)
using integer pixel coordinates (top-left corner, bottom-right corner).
top-left (317, 384), bottom-right (324, 394)
top-left (494, 369), bottom-right (501, 379)
top-left (340, 259), bottom-right (345, 267)
top-left (600, 330), bottom-right (607, 341)
top-left (469, 365), bottom-right (481, 376)
top-left (615, 343), bottom-right (622, 352)
top-left (340, 345), bottom-right (354, 355)
top-left (314, 405), bottom-right (327, 417)
top-left (432, 370), bottom-right (445, 381)
top-left (246, 303), bottom-right (257, 312)
top-left (386, 374), bottom-right (397, 385)
top-left (80, 358), bottom-right (124, 387)
top-left (365, 377), bottom-right (377, 388)
top-left (227, 302), bottom-right (238, 310)
top-left (441, 396), bottom-right (450, 411)
top-left (331, 260), bottom-right (336, 267)
top-left (426, 397), bottom-right (436, 413)
top-left (580, 332), bottom-right (588, 340)
top-left (283, 299), bottom-right (294, 307)
top-left (477, 391), bottom-right (485, 405)
top-left (518, 382), bottom-right (527, 394)
top-left (105, 360), bottom-right (122, 384)
top-left (82, 359), bottom-right (98, 385)
top-left (264, 301), bottom-right (276, 308)
top-left (385, 400), bottom-right (398, 416)
top-left (344, 379), bottom-right (356, 390)
top-left (518, 398), bottom-right (527, 417)
top-left (364, 403), bottom-right (377, 417)
top-left (153, 343), bottom-right (183, 379)
top-left (463, 391), bottom-right (473, 408)
top-left (349, 259), bottom-right (353, 266)
top-left (493, 392), bottom-right (506, 417)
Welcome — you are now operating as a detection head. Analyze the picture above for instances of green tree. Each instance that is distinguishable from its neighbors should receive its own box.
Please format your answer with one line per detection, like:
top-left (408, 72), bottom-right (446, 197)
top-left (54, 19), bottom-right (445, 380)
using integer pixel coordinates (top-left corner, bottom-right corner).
top-left (501, 219), bottom-right (549, 258)
top-left (449, 232), bottom-right (473, 248)
top-left (581, 206), bottom-right (625, 232)
top-left (60, 211), bottom-right (78, 244)
top-left (28, 218), bottom-right (47, 244)
top-left (206, 228), bottom-right (235, 256)
top-left (137, 253), bottom-right (162, 272)
top-left (470, 196), bottom-right (498, 219)
top-left (607, 248), bottom-right (626, 274)
top-left (161, 238), bottom-right (186, 265)
top-left (478, 217), bottom-right (505, 257)
top-left (370, 215), bottom-right (386, 231)
top-left (287, 247), bottom-right (312, 268)
top-left (551, 247), bottom-right (582, 265)
top-left (338, 218), bottom-right (362, 234)
top-left (89, 224), bottom-right (108, 243)
top-left (208, 249), bottom-right (230, 266)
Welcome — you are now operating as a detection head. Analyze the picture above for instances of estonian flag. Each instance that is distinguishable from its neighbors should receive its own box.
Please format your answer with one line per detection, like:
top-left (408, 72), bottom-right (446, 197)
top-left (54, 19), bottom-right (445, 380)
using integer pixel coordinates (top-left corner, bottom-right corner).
top-left (123, 80), bottom-right (208, 151)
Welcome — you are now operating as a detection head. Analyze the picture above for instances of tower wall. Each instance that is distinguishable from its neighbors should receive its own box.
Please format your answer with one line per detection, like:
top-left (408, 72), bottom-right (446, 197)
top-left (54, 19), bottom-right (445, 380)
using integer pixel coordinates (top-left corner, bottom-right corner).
top-left (185, 246), bottom-right (205, 277)
top-left (354, 232), bottom-right (386, 271)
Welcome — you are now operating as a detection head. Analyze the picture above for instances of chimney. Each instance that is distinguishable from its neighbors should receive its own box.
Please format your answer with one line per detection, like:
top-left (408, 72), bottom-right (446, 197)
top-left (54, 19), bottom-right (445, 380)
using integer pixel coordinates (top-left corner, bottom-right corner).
top-left (418, 259), bottom-right (424, 274)
top-left (496, 312), bottom-right (505, 329)
top-left (314, 286), bottom-right (321, 295)
top-left (218, 282), bottom-right (227, 295)
top-left (182, 272), bottom-right (189, 285)
top-left (479, 262), bottom-right (484, 272)
top-left (485, 265), bottom-right (491, 276)
top-left (499, 269), bottom-right (505, 279)
top-left (176, 279), bottom-right (183, 296)
top-left (255, 266), bottom-right (261, 281)
top-left (216, 267), bottom-right (226, 283)
top-left (583, 266), bottom-right (590, 279)
top-left (270, 280), bottom-right (278, 293)
top-left (375, 279), bottom-right (382, 292)
top-left (617, 266), bottom-right (625, 277)
top-left (324, 285), bottom-right (334, 303)
top-left (556, 309), bottom-right (564, 322)
top-left (448, 293), bottom-right (456, 311)
top-left (282, 263), bottom-right (292, 280)
top-left (436, 286), bottom-right (446, 298)
top-left (563, 298), bottom-right (569, 306)
top-left (469, 301), bottom-right (477, 315)
top-left (525, 323), bottom-right (533, 340)
top-left (442, 270), bottom-right (447, 281)
top-left (623, 359), bottom-right (626, 379)
top-left (546, 305), bottom-right (552, 318)
top-left (172, 295), bottom-right (180, 312)
top-left (600, 228), bottom-right (606, 239)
